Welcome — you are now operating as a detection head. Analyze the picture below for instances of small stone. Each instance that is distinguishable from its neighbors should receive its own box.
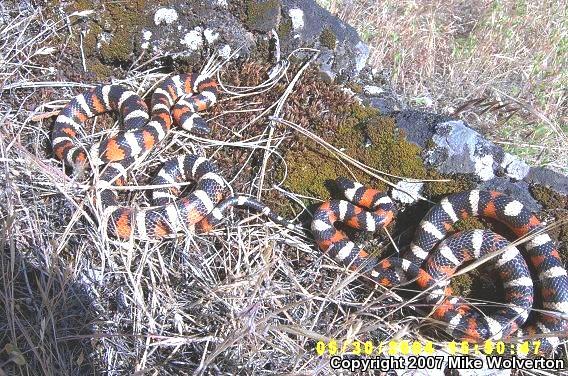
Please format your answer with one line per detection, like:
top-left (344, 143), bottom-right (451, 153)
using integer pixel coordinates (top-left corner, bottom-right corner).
top-left (391, 180), bottom-right (424, 204)
top-left (289, 8), bottom-right (304, 30)
top-left (154, 8), bottom-right (178, 26)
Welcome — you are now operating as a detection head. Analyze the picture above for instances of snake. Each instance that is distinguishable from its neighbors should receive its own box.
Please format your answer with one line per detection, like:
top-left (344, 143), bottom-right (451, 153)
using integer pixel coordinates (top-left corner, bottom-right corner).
top-left (311, 177), bottom-right (568, 354)
top-left (52, 73), bottom-right (296, 239)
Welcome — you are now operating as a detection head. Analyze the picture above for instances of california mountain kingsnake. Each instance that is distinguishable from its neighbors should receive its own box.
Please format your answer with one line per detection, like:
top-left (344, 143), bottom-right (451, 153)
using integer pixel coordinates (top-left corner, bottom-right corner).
top-left (52, 73), bottom-right (295, 239)
top-left (312, 178), bottom-right (568, 354)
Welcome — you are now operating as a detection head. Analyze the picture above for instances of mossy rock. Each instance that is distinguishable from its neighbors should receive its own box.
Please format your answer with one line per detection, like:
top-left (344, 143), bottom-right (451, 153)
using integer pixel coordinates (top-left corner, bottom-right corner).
top-left (277, 67), bottom-right (483, 208)
top-left (70, 0), bottom-right (156, 76)
top-left (319, 27), bottom-right (337, 49)
top-left (245, 0), bottom-right (281, 32)
top-left (424, 174), bottom-right (476, 200)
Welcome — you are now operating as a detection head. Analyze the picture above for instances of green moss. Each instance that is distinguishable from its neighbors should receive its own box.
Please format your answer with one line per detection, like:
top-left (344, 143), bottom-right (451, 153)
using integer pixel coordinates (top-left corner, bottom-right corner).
top-left (99, 1), bottom-right (146, 64)
top-left (245, 0), bottom-right (281, 31)
top-left (282, 100), bottom-right (427, 201)
top-left (347, 82), bottom-right (363, 94)
top-left (81, 22), bottom-right (102, 56)
top-left (276, 67), bottom-right (482, 211)
top-left (319, 27), bottom-right (337, 49)
top-left (530, 184), bottom-right (568, 210)
top-left (449, 275), bottom-right (473, 298)
top-left (452, 216), bottom-right (487, 232)
top-left (424, 173), bottom-right (476, 200)
top-left (529, 184), bottom-right (568, 263)
top-left (87, 59), bottom-right (114, 79)
top-left (277, 17), bottom-right (292, 39)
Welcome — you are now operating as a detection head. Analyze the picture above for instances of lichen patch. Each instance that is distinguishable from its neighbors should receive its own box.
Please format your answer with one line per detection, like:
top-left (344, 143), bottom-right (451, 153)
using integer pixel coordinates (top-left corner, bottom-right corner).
top-left (289, 8), bottom-right (305, 30)
top-left (180, 27), bottom-right (204, 51)
top-left (154, 8), bottom-right (178, 26)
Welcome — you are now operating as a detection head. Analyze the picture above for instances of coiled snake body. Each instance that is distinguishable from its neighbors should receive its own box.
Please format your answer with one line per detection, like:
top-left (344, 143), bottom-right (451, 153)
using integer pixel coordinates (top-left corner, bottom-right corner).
top-left (312, 178), bottom-right (568, 354)
top-left (52, 73), bottom-right (295, 239)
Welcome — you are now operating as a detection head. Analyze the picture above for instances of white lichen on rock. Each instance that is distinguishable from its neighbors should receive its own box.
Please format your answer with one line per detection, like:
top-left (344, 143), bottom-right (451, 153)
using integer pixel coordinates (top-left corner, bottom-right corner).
top-left (218, 44), bottom-right (232, 59)
top-left (391, 180), bottom-right (424, 204)
top-left (203, 28), bottom-right (219, 44)
top-left (354, 41), bottom-right (369, 72)
top-left (427, 120), bottom-right (505, 182)
top-left (154, 8), bottom-right (178, 26)
top-left (474, 154), bottom-right (495, 181)
top-left (500, 152), bottom-right (529, 180)
top-left (180, 27), bottom-right (203, 50)
top-left (141, 30), bottom-right (152, 49)
top-left (363, 85), bottom-right (384, 96)
top-left (289, 8), bottom-right (304, 30)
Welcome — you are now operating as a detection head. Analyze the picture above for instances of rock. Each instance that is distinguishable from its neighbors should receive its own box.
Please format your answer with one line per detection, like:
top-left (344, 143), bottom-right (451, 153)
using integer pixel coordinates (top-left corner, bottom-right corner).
top-left (424, 120), bottom-right (504, 182)
top-left (525, 167), bottom-right (568, 195)
top-left (500, 152), bottom-right (530, 180)
top-left (395, 110), bottom-right (451, 148)
top-left (392, 111), bottom-right (567, 201)
top-left (391, 180), bottom-right (424, 204)
top-left (63, 0), bottom-right (568, 202)
top-left (70, 0), bottom-right (372, 85)
top-left (281, 0), bottom-right (369, 80)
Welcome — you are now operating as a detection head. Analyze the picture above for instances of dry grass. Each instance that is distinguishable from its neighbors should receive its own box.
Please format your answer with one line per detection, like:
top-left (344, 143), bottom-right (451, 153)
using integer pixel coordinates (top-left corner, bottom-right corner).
top-left (320, 0), bottom-right (567, 173)
top-left (0, 1), bottom-right (567, 375)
